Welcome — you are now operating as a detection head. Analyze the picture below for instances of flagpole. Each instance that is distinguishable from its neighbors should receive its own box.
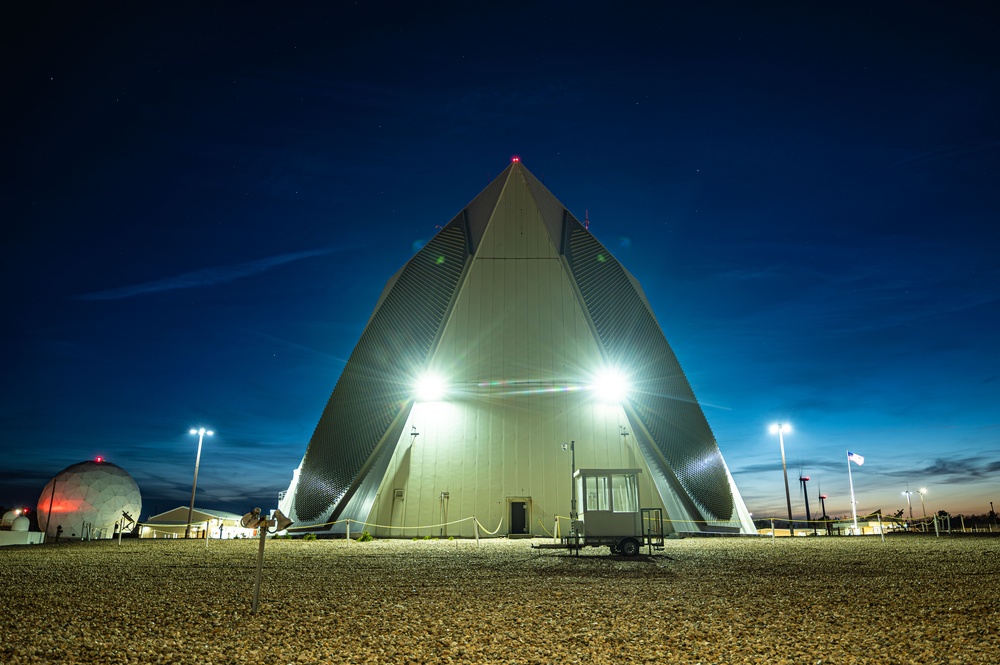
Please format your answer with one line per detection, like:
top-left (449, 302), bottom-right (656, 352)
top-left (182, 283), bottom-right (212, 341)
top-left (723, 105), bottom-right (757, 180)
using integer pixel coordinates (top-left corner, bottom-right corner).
top-left (847, 451), bottom-right (858, 534)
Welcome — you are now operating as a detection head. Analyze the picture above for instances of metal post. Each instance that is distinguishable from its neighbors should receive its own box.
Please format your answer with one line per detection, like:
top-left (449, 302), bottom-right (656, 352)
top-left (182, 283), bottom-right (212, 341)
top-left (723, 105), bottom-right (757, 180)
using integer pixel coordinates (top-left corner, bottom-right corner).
top-left (252, 523), bottom-right (267, 614)
top-left (777, 427), bottom-right (793, 534)
top-left (46, 478), bottom-right (57, 541)
top-left (933, 515), bottom-right (939, 538)
top-left (819, 494), bottom-right (829, 535)
top-left (185, 428), bottom-right (213, 538)
top-left (569, 441), bottom-right (577, 519)
top-left (800, 476), bottom-right (813, 535)
top-left (847, 457), bottom-right (857, 533)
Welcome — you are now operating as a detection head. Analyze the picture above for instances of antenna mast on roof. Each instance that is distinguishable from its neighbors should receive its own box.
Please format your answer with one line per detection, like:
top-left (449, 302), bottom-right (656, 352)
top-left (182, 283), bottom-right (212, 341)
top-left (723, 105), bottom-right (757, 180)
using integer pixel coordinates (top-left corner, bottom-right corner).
top-left (585, 209), bottom-right (590, 231)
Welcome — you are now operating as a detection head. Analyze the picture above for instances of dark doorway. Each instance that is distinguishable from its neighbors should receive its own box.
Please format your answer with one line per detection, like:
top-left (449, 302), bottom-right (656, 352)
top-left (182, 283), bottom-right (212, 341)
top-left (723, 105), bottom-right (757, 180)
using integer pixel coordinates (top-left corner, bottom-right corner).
top-left (510, 501), bottom-right (527, 535)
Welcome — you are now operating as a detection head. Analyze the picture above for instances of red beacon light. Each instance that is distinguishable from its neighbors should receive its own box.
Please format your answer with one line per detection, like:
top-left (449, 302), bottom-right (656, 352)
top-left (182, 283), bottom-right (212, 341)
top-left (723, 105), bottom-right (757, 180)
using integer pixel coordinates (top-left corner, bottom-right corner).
top-left (95, 456), bottom-right (104, 463)
top-left (511, 155), bottom-right (520, 163)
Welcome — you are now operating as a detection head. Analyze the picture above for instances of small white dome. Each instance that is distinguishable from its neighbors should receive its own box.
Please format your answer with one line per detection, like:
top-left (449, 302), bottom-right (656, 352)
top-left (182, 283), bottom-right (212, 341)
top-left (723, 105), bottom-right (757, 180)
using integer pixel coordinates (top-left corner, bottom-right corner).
top-left (11, 515), bottom-right (30, 532)
top-left (1, 510), bottom-right (18, 525)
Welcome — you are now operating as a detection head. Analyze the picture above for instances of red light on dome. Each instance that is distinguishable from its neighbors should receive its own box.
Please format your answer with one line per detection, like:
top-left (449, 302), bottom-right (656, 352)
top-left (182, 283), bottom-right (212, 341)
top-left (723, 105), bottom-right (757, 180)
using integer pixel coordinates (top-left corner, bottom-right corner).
top-left (95, 456), bottom-right (104, 463)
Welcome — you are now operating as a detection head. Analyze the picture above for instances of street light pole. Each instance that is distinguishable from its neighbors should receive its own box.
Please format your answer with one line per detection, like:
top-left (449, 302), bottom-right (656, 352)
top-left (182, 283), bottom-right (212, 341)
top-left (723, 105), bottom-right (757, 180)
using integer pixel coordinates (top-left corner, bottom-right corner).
top-left (902, 490), bottom-right (913, 521)
top-left (799, 476), bottom-right (813, 535)
top-left (770, 423), bottom-right (794, 534)
top-left (185, 427), bottom-right (213, 538)
top-left (918, 488), bottom-right (927, 519)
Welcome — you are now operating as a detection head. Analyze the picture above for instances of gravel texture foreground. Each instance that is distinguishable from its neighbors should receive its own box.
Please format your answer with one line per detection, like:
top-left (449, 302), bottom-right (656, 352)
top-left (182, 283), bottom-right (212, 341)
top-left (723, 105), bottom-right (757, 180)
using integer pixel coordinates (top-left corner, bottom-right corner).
top-left (1, 535), bottom-right (997, 664)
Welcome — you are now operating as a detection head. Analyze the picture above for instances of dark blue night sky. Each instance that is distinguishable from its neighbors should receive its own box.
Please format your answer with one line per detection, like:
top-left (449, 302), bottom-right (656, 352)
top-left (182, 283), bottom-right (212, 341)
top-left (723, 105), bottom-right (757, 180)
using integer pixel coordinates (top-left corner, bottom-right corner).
top-left (3, 2), bottom-right (998, 521)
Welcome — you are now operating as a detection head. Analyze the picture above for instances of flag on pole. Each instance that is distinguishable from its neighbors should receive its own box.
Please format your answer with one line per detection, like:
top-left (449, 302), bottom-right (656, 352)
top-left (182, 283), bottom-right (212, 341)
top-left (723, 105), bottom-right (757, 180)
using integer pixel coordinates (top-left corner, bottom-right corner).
top-left (847, 451), bottom-right (865, 466)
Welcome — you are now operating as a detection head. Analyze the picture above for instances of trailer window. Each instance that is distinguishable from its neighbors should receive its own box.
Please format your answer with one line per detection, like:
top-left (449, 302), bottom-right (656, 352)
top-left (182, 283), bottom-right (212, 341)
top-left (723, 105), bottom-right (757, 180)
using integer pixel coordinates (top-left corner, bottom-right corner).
top-left (584, 475), bottom-right (610, 511)
top-left (612, 474), bottom-right (638, 513)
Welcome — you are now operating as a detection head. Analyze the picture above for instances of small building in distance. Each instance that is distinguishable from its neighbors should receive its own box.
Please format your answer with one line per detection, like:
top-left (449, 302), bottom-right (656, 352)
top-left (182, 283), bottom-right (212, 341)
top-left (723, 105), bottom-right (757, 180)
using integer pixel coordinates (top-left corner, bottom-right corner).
top-left (140, 507), bottom-right (256, 539)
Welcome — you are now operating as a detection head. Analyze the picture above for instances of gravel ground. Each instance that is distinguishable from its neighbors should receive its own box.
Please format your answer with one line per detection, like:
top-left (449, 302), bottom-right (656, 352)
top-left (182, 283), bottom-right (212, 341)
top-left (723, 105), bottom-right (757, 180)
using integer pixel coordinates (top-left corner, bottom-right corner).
top-left (1, 535), bottom-right (997, 664)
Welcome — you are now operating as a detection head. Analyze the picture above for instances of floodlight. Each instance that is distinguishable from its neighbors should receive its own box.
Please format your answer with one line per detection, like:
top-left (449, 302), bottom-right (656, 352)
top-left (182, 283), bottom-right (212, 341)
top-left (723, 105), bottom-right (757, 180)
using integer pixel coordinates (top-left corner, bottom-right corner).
top-left (592, 368), bottom-right (629, 402)
top-left (414, 372), bottom-right (446, 401)
top-left (241, 507), bottom-right (262, 528)
top-left (273, 509), bottom-right (294, 531)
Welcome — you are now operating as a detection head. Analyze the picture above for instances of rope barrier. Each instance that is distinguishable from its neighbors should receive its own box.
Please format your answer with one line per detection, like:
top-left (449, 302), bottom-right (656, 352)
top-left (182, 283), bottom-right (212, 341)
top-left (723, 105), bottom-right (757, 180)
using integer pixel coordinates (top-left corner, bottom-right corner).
top-left (474, 516), bottom-right (504, 536)
top-left (277, 511), bottom-right (950, 537)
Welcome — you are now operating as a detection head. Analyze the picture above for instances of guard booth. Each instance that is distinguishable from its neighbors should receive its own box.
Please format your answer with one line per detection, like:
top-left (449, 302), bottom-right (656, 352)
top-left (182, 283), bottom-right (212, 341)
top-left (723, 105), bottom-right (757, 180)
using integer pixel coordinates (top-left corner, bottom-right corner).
top-left (536, 468), bottom-right (664, 556)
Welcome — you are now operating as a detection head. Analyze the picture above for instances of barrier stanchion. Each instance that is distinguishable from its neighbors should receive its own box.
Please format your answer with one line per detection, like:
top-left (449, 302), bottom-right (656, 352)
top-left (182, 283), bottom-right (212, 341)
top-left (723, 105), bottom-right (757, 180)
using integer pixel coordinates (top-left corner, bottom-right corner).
top-left (933, 515), bottom-right (939, 537)
top-left (770, 519), bottom-right (775, 544)
top-left (346, 519), bottom-right (351, 542)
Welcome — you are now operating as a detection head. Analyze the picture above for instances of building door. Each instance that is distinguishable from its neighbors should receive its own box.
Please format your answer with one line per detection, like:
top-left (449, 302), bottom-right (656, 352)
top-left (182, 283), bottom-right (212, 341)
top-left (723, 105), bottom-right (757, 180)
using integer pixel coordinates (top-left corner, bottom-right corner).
top-left (510, 501), bottom-right (527, 535)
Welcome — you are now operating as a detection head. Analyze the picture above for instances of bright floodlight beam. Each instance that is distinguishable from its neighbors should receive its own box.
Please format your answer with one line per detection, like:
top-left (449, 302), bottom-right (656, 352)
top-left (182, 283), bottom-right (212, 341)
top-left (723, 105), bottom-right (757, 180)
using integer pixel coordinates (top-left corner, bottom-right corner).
top-left (414, 372), bottom-right (446, 401)
top-left (769, 423), bottom-right (794, 533)
top-left (592, 368), bottom-right (629, 402)
top-left (185, 427), bottom-right (214, 539)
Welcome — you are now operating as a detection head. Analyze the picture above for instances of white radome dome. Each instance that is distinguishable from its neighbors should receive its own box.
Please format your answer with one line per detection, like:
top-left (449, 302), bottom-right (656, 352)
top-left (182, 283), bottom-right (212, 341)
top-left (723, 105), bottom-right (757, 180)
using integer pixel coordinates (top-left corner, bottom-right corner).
top-left (2, 510), bottom-right (18, 526)
top-left (11, 515), bottom-right (30, 532)
top-left (36, 460), bottom-right (142, 539)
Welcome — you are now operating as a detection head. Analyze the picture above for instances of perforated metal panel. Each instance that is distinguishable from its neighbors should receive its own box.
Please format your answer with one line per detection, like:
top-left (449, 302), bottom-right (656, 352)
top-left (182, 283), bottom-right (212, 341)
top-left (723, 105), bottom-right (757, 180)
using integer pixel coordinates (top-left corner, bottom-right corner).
top-left (565, 226), bottom-right (735, 522)
top-left (292, 223), bottom-right (469, 523)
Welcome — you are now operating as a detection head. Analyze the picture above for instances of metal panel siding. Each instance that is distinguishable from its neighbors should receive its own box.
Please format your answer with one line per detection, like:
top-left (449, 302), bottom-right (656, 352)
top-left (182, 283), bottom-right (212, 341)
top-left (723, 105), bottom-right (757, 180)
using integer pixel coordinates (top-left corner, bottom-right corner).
top-left (522, 166), bottom-right (573, 250)
top-left (291, 224), bottom-right (469, 523)
top-left (286, 160), bottom-right (751, 535)
top-left (466, 165), bottom-right (511, 251)
top-left (566, 226), bottom-right (736, 522)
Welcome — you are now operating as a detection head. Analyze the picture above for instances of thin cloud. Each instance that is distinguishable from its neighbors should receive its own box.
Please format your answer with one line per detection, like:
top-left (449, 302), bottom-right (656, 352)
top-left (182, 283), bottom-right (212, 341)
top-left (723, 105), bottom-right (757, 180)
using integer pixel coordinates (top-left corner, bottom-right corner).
top-left (891, 139), bottom-right (1000, 169)
top-left (76, 247), bottom-right (339, 301)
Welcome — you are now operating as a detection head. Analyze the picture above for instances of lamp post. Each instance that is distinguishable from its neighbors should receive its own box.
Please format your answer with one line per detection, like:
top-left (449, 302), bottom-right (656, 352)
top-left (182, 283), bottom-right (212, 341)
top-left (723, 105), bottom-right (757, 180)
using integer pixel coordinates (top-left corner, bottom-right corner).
top-left (769, 423), bottom-right (794, 534)
top-left (185, 427), bottom-right (213, 538)
top-left (799, 475), bottom-right (813, 535)
top-left (902, 490), bottom-right (913, 521)
top-left (562, 440), bottom-right (577, 519)
top-left (819, 493), bottom-right (829, 534)
top-left (918, 488), bottom-right (927, 519)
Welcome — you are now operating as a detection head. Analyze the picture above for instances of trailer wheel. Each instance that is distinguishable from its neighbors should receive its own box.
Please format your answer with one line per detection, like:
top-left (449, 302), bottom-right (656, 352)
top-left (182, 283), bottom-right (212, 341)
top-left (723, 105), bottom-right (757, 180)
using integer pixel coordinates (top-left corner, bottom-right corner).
top-left (618, 537), bottom-right (640, 556)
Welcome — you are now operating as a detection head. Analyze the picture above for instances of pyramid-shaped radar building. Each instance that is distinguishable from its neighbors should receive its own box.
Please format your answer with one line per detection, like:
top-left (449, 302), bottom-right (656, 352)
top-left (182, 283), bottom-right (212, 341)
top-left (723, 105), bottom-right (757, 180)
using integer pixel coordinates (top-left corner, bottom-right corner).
top-left (280, 161), bottom-right (754, 536)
